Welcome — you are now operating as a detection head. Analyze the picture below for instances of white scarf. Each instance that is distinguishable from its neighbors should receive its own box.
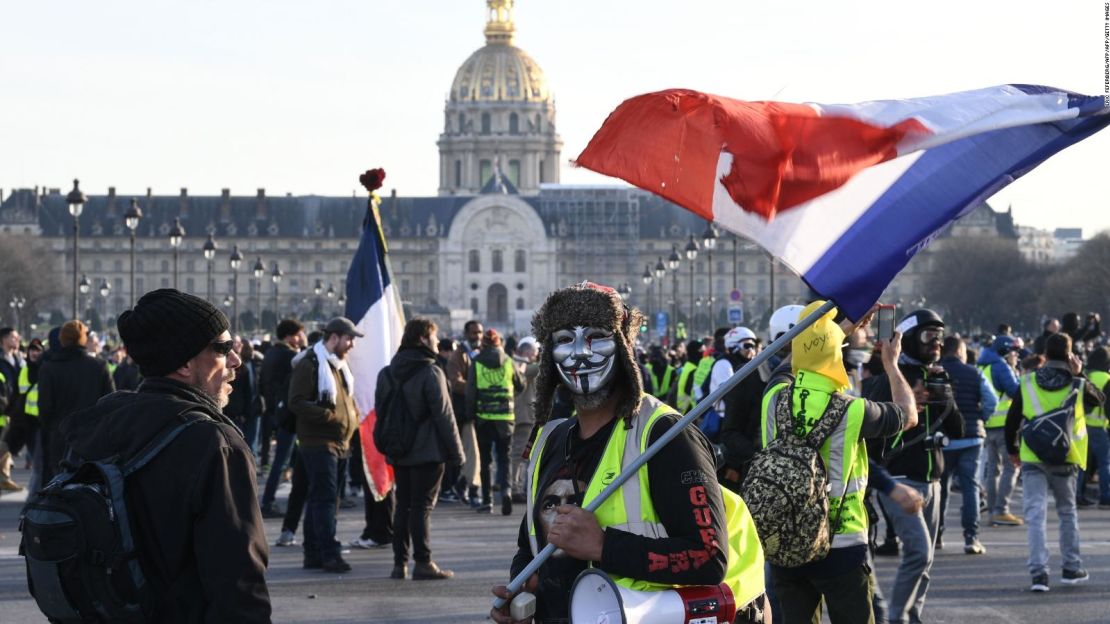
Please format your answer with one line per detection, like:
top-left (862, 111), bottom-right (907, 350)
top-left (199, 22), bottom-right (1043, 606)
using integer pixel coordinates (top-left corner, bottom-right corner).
top-left (312, 340), bottom-right (354, 405)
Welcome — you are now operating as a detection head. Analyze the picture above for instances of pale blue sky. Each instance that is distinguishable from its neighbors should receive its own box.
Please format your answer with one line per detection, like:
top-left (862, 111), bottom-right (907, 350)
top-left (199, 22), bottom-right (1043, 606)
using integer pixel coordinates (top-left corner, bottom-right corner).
top-left (2, 0), bottom-right (1107, 233)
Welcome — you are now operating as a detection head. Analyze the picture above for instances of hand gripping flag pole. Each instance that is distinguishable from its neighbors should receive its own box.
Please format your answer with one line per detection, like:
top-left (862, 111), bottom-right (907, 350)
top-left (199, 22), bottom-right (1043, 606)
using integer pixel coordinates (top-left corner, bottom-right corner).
top-left (492, 298), bottom-right (837, 610)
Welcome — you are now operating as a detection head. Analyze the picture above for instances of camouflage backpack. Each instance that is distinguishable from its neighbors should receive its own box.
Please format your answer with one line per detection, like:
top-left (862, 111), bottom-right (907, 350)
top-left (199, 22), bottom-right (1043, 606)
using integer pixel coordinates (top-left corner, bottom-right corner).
top-left (741, 384), bottom-right (849, 568)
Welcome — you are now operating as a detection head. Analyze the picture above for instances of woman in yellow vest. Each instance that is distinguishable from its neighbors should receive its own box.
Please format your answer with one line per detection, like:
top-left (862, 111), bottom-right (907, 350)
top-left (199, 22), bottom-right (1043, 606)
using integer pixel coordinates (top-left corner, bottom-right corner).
top-left (1003, 333), bottom-right (1104, 592)
top-left (491, 282), bottom-right (767, 624)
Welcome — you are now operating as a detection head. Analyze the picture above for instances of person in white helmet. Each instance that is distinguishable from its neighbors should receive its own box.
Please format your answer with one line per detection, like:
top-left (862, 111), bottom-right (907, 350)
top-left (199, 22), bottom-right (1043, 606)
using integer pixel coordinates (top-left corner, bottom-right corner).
top-left (766, 304), bottom-right (806, 370)
top-left (718, 327), bottom-right (769, 492)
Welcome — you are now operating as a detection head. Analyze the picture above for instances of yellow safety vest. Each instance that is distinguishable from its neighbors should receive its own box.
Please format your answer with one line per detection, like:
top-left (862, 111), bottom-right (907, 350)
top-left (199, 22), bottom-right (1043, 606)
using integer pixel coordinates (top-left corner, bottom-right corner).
top-left (979, 363), bottom-right (1013, 429)
top-left (475, 359), bottom-right (514, 421)
top-left (1086, 370), bottom-right (1109, 429)
top-left (0, 371), bottom-right (6, 428)
top-left (17, 366), bottom-right (38, 418)
top-left (1018, 373), bottom-right (1088, 469)
top-left (651, 366), bottom-right (674, 400)
top-left (693, 356), bottom-right (715, 398)
top-left (675, 362), bottom-right (698, 413)
top-left (761, 371), bottom-right (870, 548)
top-left (526, 395), bottom-right (765, 607)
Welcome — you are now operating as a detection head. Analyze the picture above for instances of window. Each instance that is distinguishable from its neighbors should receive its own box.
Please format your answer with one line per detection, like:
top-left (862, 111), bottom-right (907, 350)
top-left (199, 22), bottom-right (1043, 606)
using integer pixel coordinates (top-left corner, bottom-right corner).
top-left (136, 278), bottom-right (145, 293)
top-left (428, 260), bottom-right (436, 273)
top-left (455, 160), bottom-right (462, 188)
top-left (539, 159), bottom-right (545, 184)
top-left (160, 278), bottom-right (170, 288)
top-left (186, 259), bottom-right (196, 272)
top-left (228, 278), bottom-right (235, 294)
top-left (492, 249), bottom-right (503, 273)
top-left (458, 113), bottom-right (465, 133)
top-left (114, 259), bottom-right (123, 272)
top-left (481, 112), bottom-right (491, 134)
top-left (516, 298), bottom-right (525, 310)
top-left (401, 279), bottom-right (410, 294)
top-left (509, 113), bottom-right (519, 134)
top-left (535, 113), bottom-right (542, 132)
top-left (161, 259), bottom-right (170, 273)
top-left (514, 250), bottom-right (526, 272)
top-left (428, 279), bottom-right (435, 294)
top-left (93, 259), bottom-right (102, 271)
top-left (480, 160), bottom-right (492, 185)
top-left (186, 277), bottom-right (195, 293)
top-left (470, 298), bottom-right (479, 314)
top-left (468, 250), bottom-right (480, 272)
top-left (508, 160), bottom-right (521, 187)
top-left (315, 261), bottom-right (323, 273)
top-left (401, 261), bottom-right (409, 273)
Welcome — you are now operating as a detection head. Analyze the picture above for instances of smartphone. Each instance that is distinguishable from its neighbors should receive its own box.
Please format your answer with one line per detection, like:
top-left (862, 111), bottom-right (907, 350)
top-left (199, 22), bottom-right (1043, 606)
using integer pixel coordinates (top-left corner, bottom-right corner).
top-left (875, 304), bottom-right (897, 341)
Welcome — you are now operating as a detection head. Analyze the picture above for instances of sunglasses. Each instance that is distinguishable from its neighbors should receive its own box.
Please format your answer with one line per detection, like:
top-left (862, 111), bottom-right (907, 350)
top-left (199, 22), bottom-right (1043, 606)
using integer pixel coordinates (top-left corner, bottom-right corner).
top-left (209, 340), bottom-right (235, 356)
top-left (918, 329), bottom-right (944, 344)
top-left (739, 341), bottom-right (757, 351)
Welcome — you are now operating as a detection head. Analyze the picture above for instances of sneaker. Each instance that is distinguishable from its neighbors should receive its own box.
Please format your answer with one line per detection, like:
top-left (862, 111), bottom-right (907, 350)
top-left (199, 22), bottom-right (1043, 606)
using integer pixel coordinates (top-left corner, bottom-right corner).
top-left (413, 561), bottom-right (454, 580)
top-left (991, 512), bottom-right (1023, 526)
top-left (439, 491), bottom-right (461, 504)
top-left (261, 502), bottom-right (285, 519)
top-left (451, 481), bottom-right (468, 503)
top-left (469, 496), bottom-right (482, 509)
top-left (1061, 568), bottom-right (1090, 585)
top-left (1031, 573), bottom-right (1050, 592)
top-left (964, 537), bottom-right (985, 555)
top-left (275, 530), bottom-right (298, 547)
top-left (322, 556), bottom-right (352, 573)
top-left (874, 539), bottom-right (900, 556)
top-left (477, 504), bottom-right (493, 514)
top-left (350, 536), bottom-right (387, 549)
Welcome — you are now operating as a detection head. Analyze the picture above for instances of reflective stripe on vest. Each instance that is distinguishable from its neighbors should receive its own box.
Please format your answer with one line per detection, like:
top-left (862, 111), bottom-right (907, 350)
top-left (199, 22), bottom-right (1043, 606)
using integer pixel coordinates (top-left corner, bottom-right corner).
top-left (979, 363), bottom-right (1013, 429)
top-left (675, 362), bottom-right (697, 413)
top-left (0, 371), bottom-right (6, 428)
top-left (761, 371), bottom-right (870, 549)
top-left (475, 359), bottom-right (514, 421)
top-left (527, 396), bottom-right (765, 607)
top-left (1019, 374), bottom-right (1088, 469)
top-left (1086, 370), bottom-right (1109, 428)
top-left (18, 367), bottom-right (38, 417)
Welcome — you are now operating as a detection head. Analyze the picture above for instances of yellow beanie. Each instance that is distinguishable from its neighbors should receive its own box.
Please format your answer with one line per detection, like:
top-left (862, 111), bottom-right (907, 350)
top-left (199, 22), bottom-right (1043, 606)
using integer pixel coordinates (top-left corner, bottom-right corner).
top-left (791, 300), bottom-right (849, 389)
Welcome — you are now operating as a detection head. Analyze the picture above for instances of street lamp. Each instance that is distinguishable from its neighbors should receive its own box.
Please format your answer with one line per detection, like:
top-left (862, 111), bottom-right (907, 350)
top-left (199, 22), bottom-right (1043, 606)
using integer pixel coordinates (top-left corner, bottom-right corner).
top-left (684, 235), bottom-right (699, 337)
top-left (326, 283), bottom-right (336, 315)
top-left (616, 283), bottom-right (630, 301)
top-left (668, 245), bottom-right (681, 343)
top-left (203, 234), bottom-right (217, 301)
top-left (8, 295), bottom-right (25, 337)
top-left (229, 245), bottom-right (243, 334)
top-left (271, 262), bottom-right (283, 325)
top-left (702, 223), bottom-right (717, 330)
top-left (78, 275), bottom-right (91, 321)
top-left (66, 179), bottom-right (86, 319)
top-left (124, 198), bottom-right (143, 307)
top-left (642, 265), bottom-right (654, 340)
top-left (314, 279), bottom-right (323, 320)
top-left (99, 280), bottom-right (111, 321)
top-left (253, 257), bottom-right (265, 331)
top-left (169, 217), bottom-right (185, 290)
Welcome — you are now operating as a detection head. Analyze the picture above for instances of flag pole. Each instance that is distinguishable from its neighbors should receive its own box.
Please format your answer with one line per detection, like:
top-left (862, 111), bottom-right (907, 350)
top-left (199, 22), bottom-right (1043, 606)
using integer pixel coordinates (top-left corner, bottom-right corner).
top-left (493, 298), bottom-right (838, 609)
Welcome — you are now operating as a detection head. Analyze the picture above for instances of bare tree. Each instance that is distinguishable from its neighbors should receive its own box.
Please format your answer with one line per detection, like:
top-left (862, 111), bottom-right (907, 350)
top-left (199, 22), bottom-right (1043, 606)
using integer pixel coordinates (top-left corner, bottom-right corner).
top-left (0, 237), bottom-right (66, 330)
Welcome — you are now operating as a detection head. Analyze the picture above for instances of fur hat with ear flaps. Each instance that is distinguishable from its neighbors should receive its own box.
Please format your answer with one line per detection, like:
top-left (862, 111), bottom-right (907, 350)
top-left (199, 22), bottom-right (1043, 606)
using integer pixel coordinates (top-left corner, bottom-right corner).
top-left (531, 282), bottom-right (644, 429)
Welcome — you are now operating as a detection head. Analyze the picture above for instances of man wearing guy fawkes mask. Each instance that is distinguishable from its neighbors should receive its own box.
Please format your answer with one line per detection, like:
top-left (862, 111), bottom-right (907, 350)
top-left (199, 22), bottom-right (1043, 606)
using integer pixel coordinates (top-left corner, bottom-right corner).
top-left (862, 309), bottom-right (965, 624)
top-left (491, 282), bottom-right (768, 624)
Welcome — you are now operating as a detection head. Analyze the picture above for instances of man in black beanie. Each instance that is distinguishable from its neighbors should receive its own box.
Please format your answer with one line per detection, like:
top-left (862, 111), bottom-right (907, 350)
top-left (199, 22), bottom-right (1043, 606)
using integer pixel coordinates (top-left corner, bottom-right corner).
top-left (61, 289), bottom-right (271, 623)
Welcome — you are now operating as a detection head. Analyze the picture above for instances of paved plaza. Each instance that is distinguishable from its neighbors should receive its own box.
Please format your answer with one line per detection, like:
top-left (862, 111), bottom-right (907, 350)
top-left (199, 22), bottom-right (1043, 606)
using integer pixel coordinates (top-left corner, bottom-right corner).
top-left (2, 464), bottom-right (1110, 623)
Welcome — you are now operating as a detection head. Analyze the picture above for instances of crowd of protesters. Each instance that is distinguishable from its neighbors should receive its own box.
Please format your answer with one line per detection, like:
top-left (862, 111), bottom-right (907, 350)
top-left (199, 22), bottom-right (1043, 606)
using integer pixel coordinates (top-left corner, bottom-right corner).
top-left (4, 291), bottom-right (1110, 623)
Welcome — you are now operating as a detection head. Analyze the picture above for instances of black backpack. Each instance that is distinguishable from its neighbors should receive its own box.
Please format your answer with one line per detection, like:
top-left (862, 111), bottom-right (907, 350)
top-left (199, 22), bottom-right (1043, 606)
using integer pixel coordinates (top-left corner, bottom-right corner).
top-left (20, 412), bottom-right (203, 623)
top-left (1021, 379), bottom-right (1082, 466)
top-left (373, 366), bottom-right (420, 459)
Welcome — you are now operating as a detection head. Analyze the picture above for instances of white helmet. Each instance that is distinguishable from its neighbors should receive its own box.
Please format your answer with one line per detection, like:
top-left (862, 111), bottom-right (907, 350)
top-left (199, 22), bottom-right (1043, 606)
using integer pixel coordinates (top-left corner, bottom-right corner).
top-left (724, 327), bottom-right (757, 353)
top-left (768, 304), bottom-right (806, 343)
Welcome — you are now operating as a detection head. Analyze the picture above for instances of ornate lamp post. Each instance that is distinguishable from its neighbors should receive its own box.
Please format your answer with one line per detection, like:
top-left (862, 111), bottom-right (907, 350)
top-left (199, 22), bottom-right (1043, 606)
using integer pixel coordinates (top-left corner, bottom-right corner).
top-left (8, 296), bottom-right (25, 337)
top-left (271, 262), bottom-right (283, 325)
top-left (684, 235), bottom-right (699, 337)
top-left (326, 283), bottom-right (336, 316)
top-left (78, 275), bottom-right (91, 321)
top-left (66, 179), bottom-right (86, 319)
top-left (654, 257), bottom-right (666, 337)
top-left (252, 257), bottom-right (265, 331)
top-left (124, 199), bottom-right (143, 306)
top-left (702, 223), bottom-right (717, 330)
top-left (169, 217), bottom-right (185, 290)
top-left (99, 280), bottom-right (111, 321)
top-left (668, 246), bottom-right (681, 343)
top-left (641, 264), bottom-right (653, 316)
top-left (314, 279), bottom-right (323, 320)
top-left (203, 234), bottom-right (217, 301)
top-left (229, 245), bottom-right (243, 334)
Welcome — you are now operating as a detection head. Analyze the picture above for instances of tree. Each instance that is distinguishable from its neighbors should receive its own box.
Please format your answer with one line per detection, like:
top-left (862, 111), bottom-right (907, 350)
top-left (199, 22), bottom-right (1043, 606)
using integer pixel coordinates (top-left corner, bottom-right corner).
top-left (0, 236), bottom-right (66, 328)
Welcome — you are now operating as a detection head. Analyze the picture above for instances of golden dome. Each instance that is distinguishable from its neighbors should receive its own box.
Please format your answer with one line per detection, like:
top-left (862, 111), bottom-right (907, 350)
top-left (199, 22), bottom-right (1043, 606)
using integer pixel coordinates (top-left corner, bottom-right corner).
top-left (449, 1), bottom-right (550, 103)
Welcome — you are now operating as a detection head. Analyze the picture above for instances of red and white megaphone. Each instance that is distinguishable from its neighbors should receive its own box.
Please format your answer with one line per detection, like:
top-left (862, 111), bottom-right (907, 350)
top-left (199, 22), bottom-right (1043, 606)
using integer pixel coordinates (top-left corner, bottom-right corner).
top-left (569, 568), bottom-right (736, 624)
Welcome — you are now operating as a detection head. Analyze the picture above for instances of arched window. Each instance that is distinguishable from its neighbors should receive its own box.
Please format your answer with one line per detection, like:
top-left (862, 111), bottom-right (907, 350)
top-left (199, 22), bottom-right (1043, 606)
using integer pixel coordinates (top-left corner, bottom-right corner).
top-left (481, 112), bottom-right (491, 135)
top-left (509, 113), bottom-right (519, 134)
top-left (487, 284), bottom-right (508, 323)
top-left (468, 250), bottom-right (480, 272)
top-left (514, 250), bottom-right (526, 272)
top-left (492, 249), bottom-right (503, 273)
top-left (516, 298), bottom-right (525, 310)
top-left (470, 298), bottom-right (479, 314)
top-left (136, 259), bottom-right (144, 272)
top-left (458, 113), bottom-right (465, 133)
top-left (161, 259), bottom-right (170, 273)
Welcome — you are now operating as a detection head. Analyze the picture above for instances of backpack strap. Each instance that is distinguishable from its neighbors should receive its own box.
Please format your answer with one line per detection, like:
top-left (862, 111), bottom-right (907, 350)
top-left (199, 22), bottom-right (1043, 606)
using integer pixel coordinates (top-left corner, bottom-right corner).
top-left (122, 410), bottom-right (208, 477)
top-left (771, 384), bottom-right (797, 441)
top-left (804, 392), bottom-right (850, 450)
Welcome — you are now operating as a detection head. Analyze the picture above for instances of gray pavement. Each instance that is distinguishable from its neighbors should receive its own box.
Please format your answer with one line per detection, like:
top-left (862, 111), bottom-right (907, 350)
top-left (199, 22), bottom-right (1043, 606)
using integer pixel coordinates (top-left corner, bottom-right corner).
top-left (3, 462), bottom-right (1110, 623)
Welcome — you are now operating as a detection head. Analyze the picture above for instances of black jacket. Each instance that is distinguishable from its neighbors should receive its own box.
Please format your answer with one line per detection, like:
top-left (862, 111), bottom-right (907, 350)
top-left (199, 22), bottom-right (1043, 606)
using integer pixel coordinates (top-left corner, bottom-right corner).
top-left (259, 342), bottom-right (297, 422)
top-left (939, 355), bottom-right (987, 439)
top-left (720, 358), bottom-right (771, 477)
top-left (376, 346), bottom-right (464, 467)
top-left (37, 346), bottom-right (115, 429)
top-left (225, 357), bottom-right (260, 425)
top-left (62, 377), bottom-right (271, 623)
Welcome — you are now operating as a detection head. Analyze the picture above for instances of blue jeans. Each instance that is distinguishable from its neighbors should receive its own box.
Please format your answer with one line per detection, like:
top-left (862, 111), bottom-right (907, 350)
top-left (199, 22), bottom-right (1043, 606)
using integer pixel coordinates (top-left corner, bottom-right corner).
top-left (242, 413), bottom-right (261, 456)
top-left (1077, 426), bottom-right (1110, 503)
top-left (939, 444), bottom-right (983, 539)
top-left (262, 428), bottom-right (296, 506)
top-left (1022, 462), bottom-right (1081, 576)
top-left (301, 447), bottom-right (347, 561)
top-left (880, 479), bottom-right (940, 624)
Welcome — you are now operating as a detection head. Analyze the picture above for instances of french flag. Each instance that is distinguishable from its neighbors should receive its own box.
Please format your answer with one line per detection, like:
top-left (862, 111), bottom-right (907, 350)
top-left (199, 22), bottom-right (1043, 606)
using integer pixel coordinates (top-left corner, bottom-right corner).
top-left (345, 195), bottom-right (405, 500)
top-left (576, 85), bottom-right (1110, 319)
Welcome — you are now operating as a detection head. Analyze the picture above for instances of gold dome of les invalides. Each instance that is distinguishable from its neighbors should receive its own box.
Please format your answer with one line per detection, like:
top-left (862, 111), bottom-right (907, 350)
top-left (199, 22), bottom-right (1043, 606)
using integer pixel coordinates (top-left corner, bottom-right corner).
top-left (449, 0), bottom-right (551, 103)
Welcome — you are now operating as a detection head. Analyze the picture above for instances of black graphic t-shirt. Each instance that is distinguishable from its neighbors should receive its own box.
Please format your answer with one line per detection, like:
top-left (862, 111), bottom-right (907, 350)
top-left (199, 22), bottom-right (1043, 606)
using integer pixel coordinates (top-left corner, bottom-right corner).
top-left (509, 411), bottom-right (729, 623)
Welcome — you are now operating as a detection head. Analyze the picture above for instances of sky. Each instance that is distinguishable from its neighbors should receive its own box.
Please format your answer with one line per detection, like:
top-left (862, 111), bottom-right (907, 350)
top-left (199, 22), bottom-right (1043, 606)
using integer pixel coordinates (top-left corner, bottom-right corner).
top-left (2, 0), bottom-right (1108, 234)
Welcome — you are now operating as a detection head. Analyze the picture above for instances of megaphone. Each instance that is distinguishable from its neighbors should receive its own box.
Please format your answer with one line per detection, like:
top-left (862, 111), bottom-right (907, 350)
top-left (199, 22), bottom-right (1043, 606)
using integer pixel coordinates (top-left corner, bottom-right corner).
top-left (569, 568), bottom-right (736, 624)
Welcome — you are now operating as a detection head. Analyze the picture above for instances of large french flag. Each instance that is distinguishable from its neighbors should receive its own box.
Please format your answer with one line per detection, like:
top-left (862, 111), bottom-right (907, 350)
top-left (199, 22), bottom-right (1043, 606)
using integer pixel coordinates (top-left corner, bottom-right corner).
top-left (345, 197), bottom-right (405, 500)
top-left (576, 85), bottom-right (1110, 319)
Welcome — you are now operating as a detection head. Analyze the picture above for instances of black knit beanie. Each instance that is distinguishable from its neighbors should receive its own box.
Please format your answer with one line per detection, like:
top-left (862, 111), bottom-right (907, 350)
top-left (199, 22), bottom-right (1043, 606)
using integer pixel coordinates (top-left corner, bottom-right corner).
top-left (117, 289), bottom-right (230, 377)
